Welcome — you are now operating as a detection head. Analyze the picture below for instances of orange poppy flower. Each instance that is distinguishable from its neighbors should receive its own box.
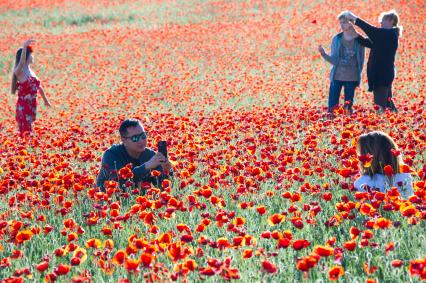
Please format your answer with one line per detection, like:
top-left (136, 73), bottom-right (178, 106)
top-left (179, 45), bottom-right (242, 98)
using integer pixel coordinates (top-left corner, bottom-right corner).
top-left (182, 259), bottom-right (198, 271)
top-left (85, 238), bottom-right (102, 249)
top-left (363, 262), bottom-right (378, 275)
top-left (374, 217), bottom-right (392, 229)
top-left (314, 245), bottom-right (334, 257)
top-left (268, 213), bottom-right (285, 226)
top-left (349, 226), bottom-right (360, 239)
top-left (125, 258), bottom-right (140, 272)
top-left (242, 249), bottom-right (253, 259)
top-left (15, 230), bottom-right (33, 244)
top-left (112, 250), bottom-right (127, 265)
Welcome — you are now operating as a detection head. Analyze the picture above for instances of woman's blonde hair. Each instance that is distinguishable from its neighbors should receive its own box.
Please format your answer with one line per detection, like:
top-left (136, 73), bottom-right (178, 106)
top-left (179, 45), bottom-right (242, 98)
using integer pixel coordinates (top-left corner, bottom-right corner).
top-left (357, 131), bottom-right (402, 176)
top-left (379, 9), bottom-right (403, 36)
top-left (337, 12), bottom-right (348, 21)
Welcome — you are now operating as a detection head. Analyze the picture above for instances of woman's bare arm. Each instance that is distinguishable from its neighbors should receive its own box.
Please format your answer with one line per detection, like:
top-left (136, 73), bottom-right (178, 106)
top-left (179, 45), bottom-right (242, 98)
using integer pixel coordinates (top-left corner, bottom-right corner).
top-left (14, 39), bottom-right (35, 75)
top-left (38, 85), bottom-right (52, 107)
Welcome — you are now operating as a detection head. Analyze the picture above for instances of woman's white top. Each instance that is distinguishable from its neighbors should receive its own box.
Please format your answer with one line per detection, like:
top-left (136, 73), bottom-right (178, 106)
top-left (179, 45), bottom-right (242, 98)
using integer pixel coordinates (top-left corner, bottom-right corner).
top-left (354, 173), bottom-right (413, 198)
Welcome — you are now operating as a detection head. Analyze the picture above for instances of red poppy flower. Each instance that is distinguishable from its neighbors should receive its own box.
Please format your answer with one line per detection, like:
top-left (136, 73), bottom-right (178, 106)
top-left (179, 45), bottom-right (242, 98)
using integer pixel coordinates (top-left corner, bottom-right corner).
top-left (408, 258), bottom-right (425, 279)
top-left (140, 253), bottom-right (154, 268)
top-left (36, 261), bottom-right (49, 272)
top-left (391, 259), bottom-right (403, 268)
top-left (277, 238), bottom-right (291, 249)
top-left (292, 239), bottom-right (310, 251)
top-left (256, 206), bottom-right (266, 215)
top-left (329, 266), bottom-right (344, 281)
top-left (383, 165), bottom-right (394, 176)
top-left (148, 168), bottom-right (161, 177)
top-left (262, 260), bottom-right (278, 274)
top-left (54, 264), bottom-right (71, 276)
top-left (338, 168), bottom-right (352, 178)
top-left (344, 240), bottom-right (356, 251)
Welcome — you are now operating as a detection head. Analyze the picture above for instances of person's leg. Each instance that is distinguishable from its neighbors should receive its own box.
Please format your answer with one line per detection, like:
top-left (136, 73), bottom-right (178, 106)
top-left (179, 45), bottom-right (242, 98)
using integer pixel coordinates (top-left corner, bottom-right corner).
top-left (343, 81), bottom-right (357, 113)
top-left (387, 84), bottom-right (398, 112)
top-left (16, 98), bottom-right (30, 133)
top-left (328, 81), bottom-right (343, 112)
top-left (373, 86), bottom-right (388, 110)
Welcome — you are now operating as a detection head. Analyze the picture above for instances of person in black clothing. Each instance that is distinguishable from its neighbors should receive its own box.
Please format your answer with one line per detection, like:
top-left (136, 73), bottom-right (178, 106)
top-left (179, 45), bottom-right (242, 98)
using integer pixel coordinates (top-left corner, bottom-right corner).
top-left (96, 118), bottom-right (172, 191)
top-left (344, 10), bottom-right (402, 112)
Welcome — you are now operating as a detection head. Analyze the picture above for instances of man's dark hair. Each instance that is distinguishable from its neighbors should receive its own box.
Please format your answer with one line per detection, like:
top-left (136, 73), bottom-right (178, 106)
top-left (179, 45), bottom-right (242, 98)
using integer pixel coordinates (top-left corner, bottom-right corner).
top-left (119, 118), bottom-right (141, 137)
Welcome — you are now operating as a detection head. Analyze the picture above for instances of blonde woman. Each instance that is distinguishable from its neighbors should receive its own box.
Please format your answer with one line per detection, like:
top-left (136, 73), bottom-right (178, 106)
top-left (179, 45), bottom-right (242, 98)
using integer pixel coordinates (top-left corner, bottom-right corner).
top-left (319, 12), bottom-right (365, 114)
top-left (345, 10), bottom-right (402, 112)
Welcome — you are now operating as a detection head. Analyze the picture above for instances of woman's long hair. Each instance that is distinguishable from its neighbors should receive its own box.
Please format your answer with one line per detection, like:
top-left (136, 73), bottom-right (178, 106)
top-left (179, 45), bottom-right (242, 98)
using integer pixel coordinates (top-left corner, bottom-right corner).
top-left (11, 47), bottom-right (32, 94)
top-left (380, 9), bottom-right (403, 36)
top-left (357, 131), bottom-right (402, 177)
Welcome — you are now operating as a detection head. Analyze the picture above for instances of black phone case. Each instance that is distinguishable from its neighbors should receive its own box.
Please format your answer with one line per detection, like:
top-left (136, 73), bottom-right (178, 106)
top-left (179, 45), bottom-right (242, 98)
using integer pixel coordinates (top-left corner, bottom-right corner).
top-left (158, 141), bottom-right (168, 158)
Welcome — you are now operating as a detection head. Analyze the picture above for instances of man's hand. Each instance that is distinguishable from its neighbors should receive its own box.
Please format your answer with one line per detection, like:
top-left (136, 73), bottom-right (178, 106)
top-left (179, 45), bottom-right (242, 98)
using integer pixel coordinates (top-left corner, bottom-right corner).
top-left (161, 160), bottom-right (172, 174)
top-left (145, 152), bottom-right (166, 170)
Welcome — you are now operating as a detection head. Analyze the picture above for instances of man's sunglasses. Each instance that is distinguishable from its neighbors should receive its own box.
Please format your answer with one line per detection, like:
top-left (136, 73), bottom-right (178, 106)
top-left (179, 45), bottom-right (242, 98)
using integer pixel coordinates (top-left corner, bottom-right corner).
top-left (123, 132), bottom-right (147, 142)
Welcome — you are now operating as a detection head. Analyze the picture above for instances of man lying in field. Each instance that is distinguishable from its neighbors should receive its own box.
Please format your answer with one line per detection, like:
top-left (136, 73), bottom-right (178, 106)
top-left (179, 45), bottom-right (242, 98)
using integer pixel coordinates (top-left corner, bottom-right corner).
top-left (96, 118), bottom-right (173, 191)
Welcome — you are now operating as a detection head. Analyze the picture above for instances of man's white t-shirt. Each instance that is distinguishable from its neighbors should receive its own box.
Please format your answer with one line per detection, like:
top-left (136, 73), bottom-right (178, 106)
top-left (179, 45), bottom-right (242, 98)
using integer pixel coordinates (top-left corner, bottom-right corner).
top-left (354, 173), bottom-right (413, 198)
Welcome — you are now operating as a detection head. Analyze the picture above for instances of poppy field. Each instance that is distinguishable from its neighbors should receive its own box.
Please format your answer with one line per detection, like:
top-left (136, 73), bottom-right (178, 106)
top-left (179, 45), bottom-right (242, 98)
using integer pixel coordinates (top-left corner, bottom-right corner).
top-left (0, 0), bottom-right (425, 282)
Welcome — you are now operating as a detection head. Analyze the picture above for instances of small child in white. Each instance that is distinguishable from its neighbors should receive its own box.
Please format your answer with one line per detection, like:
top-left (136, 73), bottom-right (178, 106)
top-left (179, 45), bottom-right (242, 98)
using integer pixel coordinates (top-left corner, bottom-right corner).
top-left (354, 131), bottom-right (413, 198)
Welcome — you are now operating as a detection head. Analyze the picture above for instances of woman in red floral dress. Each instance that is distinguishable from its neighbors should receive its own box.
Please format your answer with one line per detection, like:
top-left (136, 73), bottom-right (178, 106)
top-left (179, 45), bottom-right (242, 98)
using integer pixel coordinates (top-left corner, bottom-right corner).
top-left (11, 39), bottom-right (51, 134)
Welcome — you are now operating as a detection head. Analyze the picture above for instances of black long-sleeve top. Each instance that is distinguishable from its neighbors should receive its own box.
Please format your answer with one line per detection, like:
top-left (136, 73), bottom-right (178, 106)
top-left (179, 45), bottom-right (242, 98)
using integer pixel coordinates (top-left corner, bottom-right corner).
top-left (355, 18), bottom-right (399, 91)
top-left (96, 144), bottom-right (171, 190)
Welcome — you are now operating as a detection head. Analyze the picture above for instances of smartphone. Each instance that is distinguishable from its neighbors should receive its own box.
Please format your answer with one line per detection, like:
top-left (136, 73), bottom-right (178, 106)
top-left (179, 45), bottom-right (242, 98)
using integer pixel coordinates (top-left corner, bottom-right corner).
top-left (158, 140), bottom-right (168, 159)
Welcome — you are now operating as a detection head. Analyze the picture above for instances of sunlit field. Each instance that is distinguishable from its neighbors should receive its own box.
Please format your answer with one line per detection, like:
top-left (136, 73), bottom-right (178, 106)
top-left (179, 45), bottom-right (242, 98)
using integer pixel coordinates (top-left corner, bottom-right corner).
top-left (0, 0), bottom-right (425, 282)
